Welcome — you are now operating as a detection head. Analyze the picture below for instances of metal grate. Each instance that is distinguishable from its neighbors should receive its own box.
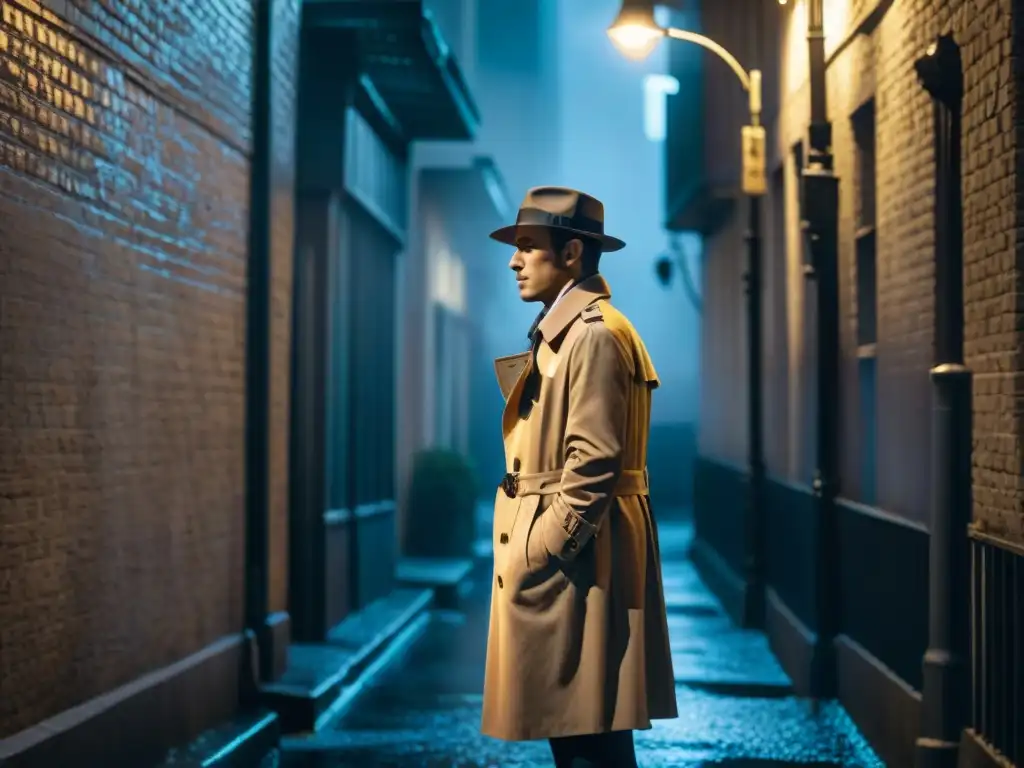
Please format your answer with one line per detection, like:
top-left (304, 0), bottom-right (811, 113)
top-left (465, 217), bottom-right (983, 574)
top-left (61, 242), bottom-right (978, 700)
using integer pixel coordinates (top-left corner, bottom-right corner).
top-left (970, 528), bottom-right (1024, 766)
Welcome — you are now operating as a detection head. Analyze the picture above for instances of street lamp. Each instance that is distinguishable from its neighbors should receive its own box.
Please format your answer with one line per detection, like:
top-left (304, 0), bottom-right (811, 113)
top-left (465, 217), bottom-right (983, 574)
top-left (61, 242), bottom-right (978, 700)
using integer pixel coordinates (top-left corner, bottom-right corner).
top-left (608, 1), bottom-right (768, 630)
top-left (607, 0), bottom-right (664, 60)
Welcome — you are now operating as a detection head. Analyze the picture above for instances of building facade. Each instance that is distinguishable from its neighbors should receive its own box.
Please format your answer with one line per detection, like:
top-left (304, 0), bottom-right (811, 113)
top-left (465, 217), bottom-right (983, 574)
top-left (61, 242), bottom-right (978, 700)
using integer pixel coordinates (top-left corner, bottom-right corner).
top-left (398, 0), bottom-right (563, 527)
top-left (0, 0), bottom-right (478, 764)
top-left (285, 0), bottom-right (478, 647)
top-left (674, 0), bottom-right (1024, 766)
top-left (0, 0), bottom-right (299, 762)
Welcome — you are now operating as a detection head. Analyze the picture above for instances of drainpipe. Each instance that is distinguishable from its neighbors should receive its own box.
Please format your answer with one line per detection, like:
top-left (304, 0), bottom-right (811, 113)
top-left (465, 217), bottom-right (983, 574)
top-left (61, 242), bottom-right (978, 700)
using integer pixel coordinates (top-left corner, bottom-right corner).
top-left (914, 34), bottom-right (971, 768)
top-left (244, 0), bottom-right (274, 686)
top-left (801, 0), bottom-right (841, 699)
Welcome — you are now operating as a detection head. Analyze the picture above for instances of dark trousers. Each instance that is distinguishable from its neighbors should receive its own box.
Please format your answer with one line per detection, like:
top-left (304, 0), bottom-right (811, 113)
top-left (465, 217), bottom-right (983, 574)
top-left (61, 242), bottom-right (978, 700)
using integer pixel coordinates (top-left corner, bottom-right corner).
top-left (548, 730), bottom-right (638, 768)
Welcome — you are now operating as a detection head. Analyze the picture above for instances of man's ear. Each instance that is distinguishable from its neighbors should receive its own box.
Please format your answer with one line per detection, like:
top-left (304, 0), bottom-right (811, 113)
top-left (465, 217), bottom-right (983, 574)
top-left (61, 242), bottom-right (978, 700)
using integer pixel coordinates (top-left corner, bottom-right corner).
top-left (561, 238), bottom-right (584, 271)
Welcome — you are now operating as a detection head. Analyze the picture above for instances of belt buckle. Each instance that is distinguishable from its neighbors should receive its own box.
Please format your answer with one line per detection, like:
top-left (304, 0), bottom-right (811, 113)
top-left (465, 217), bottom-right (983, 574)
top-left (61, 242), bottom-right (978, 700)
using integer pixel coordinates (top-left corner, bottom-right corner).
top-left (500, 472), bottom-right (519, 499)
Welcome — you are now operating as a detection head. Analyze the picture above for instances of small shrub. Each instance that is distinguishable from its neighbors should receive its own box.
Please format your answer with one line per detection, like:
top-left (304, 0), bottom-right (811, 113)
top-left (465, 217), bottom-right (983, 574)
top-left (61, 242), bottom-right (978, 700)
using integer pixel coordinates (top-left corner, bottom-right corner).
top-left (404, 448), bottom-right (479, 558)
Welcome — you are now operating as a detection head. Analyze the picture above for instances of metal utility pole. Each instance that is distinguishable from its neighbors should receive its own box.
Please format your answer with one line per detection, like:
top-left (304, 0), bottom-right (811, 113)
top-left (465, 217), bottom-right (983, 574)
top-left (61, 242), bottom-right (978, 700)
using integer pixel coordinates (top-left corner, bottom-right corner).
top-left (607, 0), bottom-right (769, 628)
top-left (741, 0), bottom-right (766, 632)
top-left (801, 0), bottom-right (841, 699)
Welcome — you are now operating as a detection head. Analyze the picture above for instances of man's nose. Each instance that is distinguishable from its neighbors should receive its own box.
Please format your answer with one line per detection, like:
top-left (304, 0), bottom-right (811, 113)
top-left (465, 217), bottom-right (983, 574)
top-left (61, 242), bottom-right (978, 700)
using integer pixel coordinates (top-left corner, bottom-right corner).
top-left (508, 250), bottom-right (523, 270)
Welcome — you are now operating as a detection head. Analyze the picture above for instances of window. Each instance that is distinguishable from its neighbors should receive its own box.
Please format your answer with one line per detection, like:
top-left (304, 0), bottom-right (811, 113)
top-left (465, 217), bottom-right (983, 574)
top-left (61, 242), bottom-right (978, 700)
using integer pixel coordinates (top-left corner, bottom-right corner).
top-left (852, 100), bottom-right (877, 504)
top-left (643, 74), bottom-right (680, 142)
top-left (434, 303), bottom-right (454, 449)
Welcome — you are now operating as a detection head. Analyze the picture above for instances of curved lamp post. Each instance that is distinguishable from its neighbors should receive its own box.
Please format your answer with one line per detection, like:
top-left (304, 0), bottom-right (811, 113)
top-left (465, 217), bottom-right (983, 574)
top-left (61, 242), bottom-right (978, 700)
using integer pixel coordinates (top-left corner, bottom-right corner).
top-left (608, 0), bottom-right (767, 629)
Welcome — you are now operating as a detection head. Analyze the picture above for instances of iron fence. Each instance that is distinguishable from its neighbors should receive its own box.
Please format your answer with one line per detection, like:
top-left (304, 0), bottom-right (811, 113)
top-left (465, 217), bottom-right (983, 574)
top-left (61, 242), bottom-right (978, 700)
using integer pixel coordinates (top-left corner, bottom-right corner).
top-left (969, 527), bottom-right (1024, 766)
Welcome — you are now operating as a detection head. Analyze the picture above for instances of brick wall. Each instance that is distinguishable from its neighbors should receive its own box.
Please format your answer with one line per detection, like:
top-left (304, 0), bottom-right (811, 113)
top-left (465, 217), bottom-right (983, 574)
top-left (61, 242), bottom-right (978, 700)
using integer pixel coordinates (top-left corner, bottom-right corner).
top-left (698, 0), bottom-right (1023, 536)
top-left (0, 0), bottom-right (263, 736)
top-left (959, 0), bottom-right (1024, 541)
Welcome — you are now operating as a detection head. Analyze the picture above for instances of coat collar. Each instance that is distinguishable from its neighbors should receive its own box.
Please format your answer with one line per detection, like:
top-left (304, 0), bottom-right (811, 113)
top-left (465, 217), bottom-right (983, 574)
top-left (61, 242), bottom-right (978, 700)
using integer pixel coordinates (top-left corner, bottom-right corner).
top-left (536, 273), bottom-right (611, 344)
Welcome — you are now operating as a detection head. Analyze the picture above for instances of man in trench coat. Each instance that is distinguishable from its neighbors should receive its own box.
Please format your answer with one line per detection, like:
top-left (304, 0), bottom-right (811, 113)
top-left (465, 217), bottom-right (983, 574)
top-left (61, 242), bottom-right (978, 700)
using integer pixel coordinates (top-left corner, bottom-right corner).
top-left (481, 186), bottom-right (678, 767)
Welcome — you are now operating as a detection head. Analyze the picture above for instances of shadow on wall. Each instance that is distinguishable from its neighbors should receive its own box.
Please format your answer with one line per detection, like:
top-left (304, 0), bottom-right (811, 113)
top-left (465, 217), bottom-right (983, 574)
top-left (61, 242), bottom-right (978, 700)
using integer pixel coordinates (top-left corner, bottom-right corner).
top-left (647, 421), bottom-right (697, 511)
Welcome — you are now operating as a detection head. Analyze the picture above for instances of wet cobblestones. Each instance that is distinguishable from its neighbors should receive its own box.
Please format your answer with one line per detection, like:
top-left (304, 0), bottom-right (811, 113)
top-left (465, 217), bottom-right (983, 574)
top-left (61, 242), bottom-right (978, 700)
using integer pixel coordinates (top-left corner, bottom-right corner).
top-left (280, 522), bottom-right (883, 767)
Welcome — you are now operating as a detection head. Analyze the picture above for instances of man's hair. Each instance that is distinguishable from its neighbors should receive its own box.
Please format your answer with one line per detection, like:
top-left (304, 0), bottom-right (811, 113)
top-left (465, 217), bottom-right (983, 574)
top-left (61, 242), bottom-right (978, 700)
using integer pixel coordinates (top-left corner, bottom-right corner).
top-left (550, 230), bottom-right (602, 276)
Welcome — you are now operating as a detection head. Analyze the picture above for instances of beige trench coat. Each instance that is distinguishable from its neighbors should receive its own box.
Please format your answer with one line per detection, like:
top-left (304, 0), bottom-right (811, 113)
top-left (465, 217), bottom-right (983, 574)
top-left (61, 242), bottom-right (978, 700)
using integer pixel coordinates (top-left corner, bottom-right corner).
top-left (481, 274), bottom-right (678, 742)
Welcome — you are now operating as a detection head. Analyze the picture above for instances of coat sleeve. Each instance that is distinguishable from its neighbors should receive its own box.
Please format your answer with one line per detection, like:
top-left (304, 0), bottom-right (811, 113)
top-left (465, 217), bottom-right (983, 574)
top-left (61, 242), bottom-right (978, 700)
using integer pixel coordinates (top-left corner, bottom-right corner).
top-left (540, 320), bottom-right (630, 561)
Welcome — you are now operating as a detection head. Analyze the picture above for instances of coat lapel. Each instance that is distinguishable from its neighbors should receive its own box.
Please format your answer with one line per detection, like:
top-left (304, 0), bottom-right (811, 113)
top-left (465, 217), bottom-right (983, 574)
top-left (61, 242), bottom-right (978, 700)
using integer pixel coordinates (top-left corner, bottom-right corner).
top-left (500, 353), bottom-right (532, 437)
top-left (535, 274), bottom-right (611, 345)
top-left (494, 351), bottom-right (531, 400)
top-left (495, 275), bottom-right (613, 440)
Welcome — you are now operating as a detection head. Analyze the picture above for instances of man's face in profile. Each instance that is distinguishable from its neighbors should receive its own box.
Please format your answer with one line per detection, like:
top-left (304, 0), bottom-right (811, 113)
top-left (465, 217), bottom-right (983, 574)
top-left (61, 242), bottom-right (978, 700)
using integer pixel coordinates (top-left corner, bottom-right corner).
top-left (508, 228), bottom-right (574, 305)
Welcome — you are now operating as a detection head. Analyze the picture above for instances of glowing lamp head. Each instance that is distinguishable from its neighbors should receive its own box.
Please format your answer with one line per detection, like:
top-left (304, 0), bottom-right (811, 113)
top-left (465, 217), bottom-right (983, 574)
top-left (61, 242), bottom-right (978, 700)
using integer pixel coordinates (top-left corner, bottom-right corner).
top-left (607, 1), bottom-right (664, 60)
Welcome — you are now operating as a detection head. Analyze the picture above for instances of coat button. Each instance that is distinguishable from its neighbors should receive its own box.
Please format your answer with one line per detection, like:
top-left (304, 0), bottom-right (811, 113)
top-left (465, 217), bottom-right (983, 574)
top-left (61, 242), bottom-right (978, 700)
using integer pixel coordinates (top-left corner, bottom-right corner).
top-left (568, 539), bottom-right (579, 551)
top-left (497, 575), bottom-right (504, 589)
top-left (499, 533), bottom-right (509, 544)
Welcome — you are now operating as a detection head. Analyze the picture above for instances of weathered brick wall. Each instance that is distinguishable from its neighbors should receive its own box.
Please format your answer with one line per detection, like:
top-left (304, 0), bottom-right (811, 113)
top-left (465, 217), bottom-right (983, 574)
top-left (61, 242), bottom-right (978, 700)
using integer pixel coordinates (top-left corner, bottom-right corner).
top-left (268, 0), bottom-right (299, 616)
top-left (818, 4), bottom-right (936, 522)
top-left (959, 0), bottom-right (1024, 541)
top-left (698, 0), bottom-right (1023, 536)
top-left (0, 0), bottom-right (259, 736)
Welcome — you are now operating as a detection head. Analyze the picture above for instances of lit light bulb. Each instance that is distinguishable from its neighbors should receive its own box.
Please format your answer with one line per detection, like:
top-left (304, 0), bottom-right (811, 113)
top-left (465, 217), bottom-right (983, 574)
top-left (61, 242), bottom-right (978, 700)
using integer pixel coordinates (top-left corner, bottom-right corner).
top-left (607, 23), bottom-right (664, 60)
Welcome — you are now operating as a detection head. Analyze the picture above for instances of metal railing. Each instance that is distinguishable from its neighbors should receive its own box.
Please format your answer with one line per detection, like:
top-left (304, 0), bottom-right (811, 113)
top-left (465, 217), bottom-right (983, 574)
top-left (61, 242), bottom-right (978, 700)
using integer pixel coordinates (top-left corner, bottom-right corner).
top-left (969, 527), bottom-right (1023, 766)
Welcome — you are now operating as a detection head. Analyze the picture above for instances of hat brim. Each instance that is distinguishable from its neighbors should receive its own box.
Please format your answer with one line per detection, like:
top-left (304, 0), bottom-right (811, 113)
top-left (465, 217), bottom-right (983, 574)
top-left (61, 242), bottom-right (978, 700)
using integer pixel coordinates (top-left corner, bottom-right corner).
top-left (488, 224), bottom-right (626, 253)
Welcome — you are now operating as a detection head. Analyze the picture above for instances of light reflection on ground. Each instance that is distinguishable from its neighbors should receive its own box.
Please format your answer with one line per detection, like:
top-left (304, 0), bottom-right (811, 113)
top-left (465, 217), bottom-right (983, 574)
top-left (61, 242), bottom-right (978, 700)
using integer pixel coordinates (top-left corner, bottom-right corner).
top-left (279, 521), bottom-right (883, 768)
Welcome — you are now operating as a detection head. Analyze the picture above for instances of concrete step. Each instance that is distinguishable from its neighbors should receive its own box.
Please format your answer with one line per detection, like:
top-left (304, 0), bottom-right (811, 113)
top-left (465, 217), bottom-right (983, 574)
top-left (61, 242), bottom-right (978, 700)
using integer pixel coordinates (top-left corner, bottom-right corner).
top-left (260, 588), bottom-right (433, 734)
top-left (472, 535), bottom-right (493, 561)
top-left (154, 710), bottom-right (279, 768)
top-left (397, 556), bottom-right (474, 610)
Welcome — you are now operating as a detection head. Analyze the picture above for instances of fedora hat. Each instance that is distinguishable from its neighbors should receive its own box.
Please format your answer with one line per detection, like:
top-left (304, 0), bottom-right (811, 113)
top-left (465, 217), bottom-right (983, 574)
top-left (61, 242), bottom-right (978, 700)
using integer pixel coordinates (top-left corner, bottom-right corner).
top-left (489, 186), bottom-right (626, 253)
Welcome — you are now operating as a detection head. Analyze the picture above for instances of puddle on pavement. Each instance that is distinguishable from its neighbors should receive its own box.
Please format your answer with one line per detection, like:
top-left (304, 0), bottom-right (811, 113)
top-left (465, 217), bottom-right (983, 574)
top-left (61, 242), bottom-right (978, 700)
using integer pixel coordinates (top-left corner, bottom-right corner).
top-left (668, 603), bottom-right (723, 618)
top-left (683, 680), bottom-right (795, 699)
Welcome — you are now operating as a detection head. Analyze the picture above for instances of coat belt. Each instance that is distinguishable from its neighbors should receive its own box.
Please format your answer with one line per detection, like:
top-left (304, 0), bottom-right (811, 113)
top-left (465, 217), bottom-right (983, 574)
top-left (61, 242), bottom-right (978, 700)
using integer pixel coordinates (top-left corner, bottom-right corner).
top-left (500, 468), bottom-right (649, 499)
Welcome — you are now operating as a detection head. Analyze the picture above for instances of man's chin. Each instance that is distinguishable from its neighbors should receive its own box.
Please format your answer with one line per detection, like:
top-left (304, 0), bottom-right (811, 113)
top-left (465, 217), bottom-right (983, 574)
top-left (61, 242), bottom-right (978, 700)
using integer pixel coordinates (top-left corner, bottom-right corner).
top-left (517, 284), bottom-right (542, 302)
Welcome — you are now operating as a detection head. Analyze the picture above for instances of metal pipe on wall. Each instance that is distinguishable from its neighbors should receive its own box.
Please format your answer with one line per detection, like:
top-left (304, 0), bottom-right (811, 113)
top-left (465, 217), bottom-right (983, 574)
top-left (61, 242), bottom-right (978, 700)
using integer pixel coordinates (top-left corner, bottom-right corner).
top-left (914, 33), bottom-right (972, 768)
top-left (245, 0), bottom-right (277, 685)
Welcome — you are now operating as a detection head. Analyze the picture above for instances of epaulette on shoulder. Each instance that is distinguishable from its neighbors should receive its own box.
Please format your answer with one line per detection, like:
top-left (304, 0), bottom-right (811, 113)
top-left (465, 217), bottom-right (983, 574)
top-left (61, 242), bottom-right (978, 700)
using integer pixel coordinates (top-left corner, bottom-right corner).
top-left (581, 303), bottom-right (604, 323)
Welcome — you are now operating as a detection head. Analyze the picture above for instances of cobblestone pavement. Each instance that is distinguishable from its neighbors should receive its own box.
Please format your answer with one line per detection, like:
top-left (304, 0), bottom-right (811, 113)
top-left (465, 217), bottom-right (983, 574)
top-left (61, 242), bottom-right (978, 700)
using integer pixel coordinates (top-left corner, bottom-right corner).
top-left (279, 522), bottom-right (884, 767)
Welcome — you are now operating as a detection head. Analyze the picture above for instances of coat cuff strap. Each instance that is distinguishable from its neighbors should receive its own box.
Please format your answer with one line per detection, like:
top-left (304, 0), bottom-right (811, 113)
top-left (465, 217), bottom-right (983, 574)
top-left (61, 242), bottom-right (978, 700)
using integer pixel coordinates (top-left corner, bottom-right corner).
top-left (541, 498), bottom-right (598, 561)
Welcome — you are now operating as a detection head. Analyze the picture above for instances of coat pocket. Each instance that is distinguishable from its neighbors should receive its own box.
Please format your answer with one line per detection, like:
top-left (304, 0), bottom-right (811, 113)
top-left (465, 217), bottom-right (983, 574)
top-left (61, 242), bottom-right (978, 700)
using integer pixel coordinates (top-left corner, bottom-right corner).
top-left (508, 496), bottom-right (568, 599)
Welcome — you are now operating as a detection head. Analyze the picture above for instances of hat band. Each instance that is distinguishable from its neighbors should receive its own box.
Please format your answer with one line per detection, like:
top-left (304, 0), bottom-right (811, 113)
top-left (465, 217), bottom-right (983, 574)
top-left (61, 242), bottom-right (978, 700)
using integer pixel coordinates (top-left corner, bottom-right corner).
top-left (515, 207), bottom-right (604, 237)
